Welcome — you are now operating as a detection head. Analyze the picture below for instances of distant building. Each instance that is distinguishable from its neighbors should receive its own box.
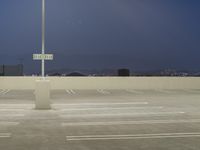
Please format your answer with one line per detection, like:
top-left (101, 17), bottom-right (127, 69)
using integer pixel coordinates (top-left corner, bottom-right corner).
top-left (0, 65), bottom-right (3, 76)
top-left (49, 72), bottom-right (62, 76)
top-left (0, 64), bottom-right (23, 76)
top-left (118, 69), bottom-right (130, 76)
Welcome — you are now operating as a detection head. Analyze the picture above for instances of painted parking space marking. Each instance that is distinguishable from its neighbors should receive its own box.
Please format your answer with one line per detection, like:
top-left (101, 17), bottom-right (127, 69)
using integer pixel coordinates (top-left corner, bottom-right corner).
top-left (0, 114), bottom-right (25, 117)
top-left (0, 89), bottom-right (10, 95)
top-left (183, 89), bottom-right (200, 94)
top-left (0, 90), bottom-right (5, 95)
top-left (0, 133), bottom-right (11, 138)
top-left (0, 90), bottom-right (3, 94)
top-left (0, 109), bottom-right (29, 112)
top-left (0, 104), bottom-right (34, 109)
top-left (3, 89), bottom-right (10, 95)
top-left (62, 119), bottom-right (200, 126)
top-left (66, 132), bottom-right (200, 141)
top-left (59, 106), bottom-right (163, 111)
top-left (0, 122), bottom-right (20, 126)
top-left (97, 89), bottom-right (110, 95)
top-left (53, 102), bottom-right (149, 109)
top-left (126, 90), bottom-right (144, 94)
top-left (65, 90), bottom-right (76, 95)
top-left (155, 89), bottom-right (172, 94)
top-left (53, 102), bottom-right (148, 107)
top-left (70, 90), bottom-right (76, 94)
top-left (60, 111), bottom-right (185, 118)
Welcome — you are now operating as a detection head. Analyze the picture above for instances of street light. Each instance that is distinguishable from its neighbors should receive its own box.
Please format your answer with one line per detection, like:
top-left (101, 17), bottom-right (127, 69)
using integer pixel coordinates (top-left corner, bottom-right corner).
top-left (33, 0), bottom-right (53, 77)
top-left (42, 0), bottom-right (45, 77)
top-left (34, 0), bottom-right (52, 110)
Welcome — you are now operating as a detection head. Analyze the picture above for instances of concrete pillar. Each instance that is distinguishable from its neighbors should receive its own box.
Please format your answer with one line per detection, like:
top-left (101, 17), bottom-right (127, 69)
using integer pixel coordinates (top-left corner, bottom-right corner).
top-left (35, 79), bottom-right (51, 109)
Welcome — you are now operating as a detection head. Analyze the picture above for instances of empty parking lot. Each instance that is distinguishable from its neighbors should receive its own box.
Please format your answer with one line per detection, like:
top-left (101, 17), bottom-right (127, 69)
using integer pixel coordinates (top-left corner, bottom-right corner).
top-left (0, 89), bottom-right (200, 150)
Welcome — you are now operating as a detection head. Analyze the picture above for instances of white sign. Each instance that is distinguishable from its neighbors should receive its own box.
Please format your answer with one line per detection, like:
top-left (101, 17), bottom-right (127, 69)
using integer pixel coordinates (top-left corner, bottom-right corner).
top-left (33, 54), bottom-right (53, 60)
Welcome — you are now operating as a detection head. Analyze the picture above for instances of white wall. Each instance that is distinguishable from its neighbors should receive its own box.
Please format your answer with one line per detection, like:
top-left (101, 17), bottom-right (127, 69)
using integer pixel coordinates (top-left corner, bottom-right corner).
top-left (0, 77), bottom-right (200, 90)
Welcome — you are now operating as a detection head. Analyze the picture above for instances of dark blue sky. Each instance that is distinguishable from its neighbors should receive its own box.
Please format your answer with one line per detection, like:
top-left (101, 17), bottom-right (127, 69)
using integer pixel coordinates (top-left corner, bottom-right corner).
top-left (0, 0), bottom-right (200, 73)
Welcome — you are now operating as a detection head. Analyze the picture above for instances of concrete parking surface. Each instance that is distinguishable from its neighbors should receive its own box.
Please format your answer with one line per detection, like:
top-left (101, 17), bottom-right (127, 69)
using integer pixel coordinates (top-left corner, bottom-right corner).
top-left (0, 89), bottom-right (200, 150)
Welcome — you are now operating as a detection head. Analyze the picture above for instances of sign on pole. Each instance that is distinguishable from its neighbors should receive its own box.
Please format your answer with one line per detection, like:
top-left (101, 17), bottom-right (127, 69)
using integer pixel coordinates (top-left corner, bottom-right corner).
top-left (33, 54), bottom-right (54, 60)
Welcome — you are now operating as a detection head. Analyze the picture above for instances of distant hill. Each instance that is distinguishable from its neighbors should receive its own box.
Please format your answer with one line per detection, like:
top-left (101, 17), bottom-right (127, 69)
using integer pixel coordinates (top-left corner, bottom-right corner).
top-left (66, 72), bottom-right (86, 76)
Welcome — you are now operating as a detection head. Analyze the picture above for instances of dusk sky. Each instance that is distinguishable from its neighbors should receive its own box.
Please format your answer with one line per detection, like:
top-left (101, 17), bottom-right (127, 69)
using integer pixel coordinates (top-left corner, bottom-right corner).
top-left (0, 0), bottom-right (200, 74)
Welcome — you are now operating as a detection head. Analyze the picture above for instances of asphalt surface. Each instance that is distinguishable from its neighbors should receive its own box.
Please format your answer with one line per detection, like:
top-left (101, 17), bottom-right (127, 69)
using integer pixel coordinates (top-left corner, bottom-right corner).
top-left (0, 89), bottom-right (200, 150)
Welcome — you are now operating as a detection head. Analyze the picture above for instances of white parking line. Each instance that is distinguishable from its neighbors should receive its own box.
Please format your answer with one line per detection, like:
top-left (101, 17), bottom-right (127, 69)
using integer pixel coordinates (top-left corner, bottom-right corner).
top-left (0, 133), bottom-right (11, 138)
top-left (0, 89), bottom-right (10, 95)
top-left (155, 89), bottom-right (172, 94)
top-left (62, 119), bottom-right (200, 126)
top-left (183, 89), bottom-right (200, 93)
top-left (0, 89), bottom-right (5, 94)
top-left (0, 109), bottom-right (29, 111)
top-left (60, 111), bottom-right (185, 118)
top-left (65, 90), bottom-right (76, 95)
top-left (65, 90), bottom-right (71, 94)
top-left (3, 89), bottom-right (10, 95)
top-left (0, 114), bottom-right (25, 117)
top-left (0, 122), bottom-right (20, 126)
top-left (126, 90), bottom-right (143, 94)
top-left (70, 90), bottom-right (76, 94)
top-left (59, 106), bottom-right (163, 111)
top-left (66, 132), bottom-right (200, 141)
top-left (97, 89), bottom-right (110, 94)
top-left (0, 104), bottom-right (34, 109)
top-left (52, 102), bottom-right (148, 107)
top-left (0, 90), bottom-right (4, 94)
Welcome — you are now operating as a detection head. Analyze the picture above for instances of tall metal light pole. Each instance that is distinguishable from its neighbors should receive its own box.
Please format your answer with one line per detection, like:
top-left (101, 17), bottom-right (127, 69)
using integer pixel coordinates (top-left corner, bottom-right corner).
top-left (33, 0), bottom-right (53, 76)
top-left (34, 0), bottom-right (52, 110)
top-left (42, 0), bottom-right (45, 77)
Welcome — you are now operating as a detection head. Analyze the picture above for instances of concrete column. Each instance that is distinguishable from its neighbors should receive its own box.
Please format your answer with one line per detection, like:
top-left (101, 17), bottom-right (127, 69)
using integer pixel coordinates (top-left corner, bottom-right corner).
top-left (35, 79), bottom-right (51, 109)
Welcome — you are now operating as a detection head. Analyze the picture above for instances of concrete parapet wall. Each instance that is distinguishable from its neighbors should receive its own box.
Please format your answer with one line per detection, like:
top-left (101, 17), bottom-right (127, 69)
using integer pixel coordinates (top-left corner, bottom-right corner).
top-left (0, 77), bottom-right (200, 90)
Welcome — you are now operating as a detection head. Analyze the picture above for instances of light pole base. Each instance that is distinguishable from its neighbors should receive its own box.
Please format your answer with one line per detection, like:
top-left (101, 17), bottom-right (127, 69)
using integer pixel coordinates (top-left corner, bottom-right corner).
top-left (35, 79), bottom-right (51, 110)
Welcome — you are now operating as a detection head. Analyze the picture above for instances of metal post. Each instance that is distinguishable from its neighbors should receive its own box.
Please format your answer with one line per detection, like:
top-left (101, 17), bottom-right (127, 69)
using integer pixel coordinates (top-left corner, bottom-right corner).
top-left (42, 0), bottom-right (45, 77)
top-left (2, 65), bottom-right (5, 76)
top-left (34, 0), bottom-right (51, 110)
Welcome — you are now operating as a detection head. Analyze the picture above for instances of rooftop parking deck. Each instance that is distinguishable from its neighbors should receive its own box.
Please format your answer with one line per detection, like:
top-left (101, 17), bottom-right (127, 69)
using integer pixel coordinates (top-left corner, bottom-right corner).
top-left (0, 86), bottom-right (200, 150)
